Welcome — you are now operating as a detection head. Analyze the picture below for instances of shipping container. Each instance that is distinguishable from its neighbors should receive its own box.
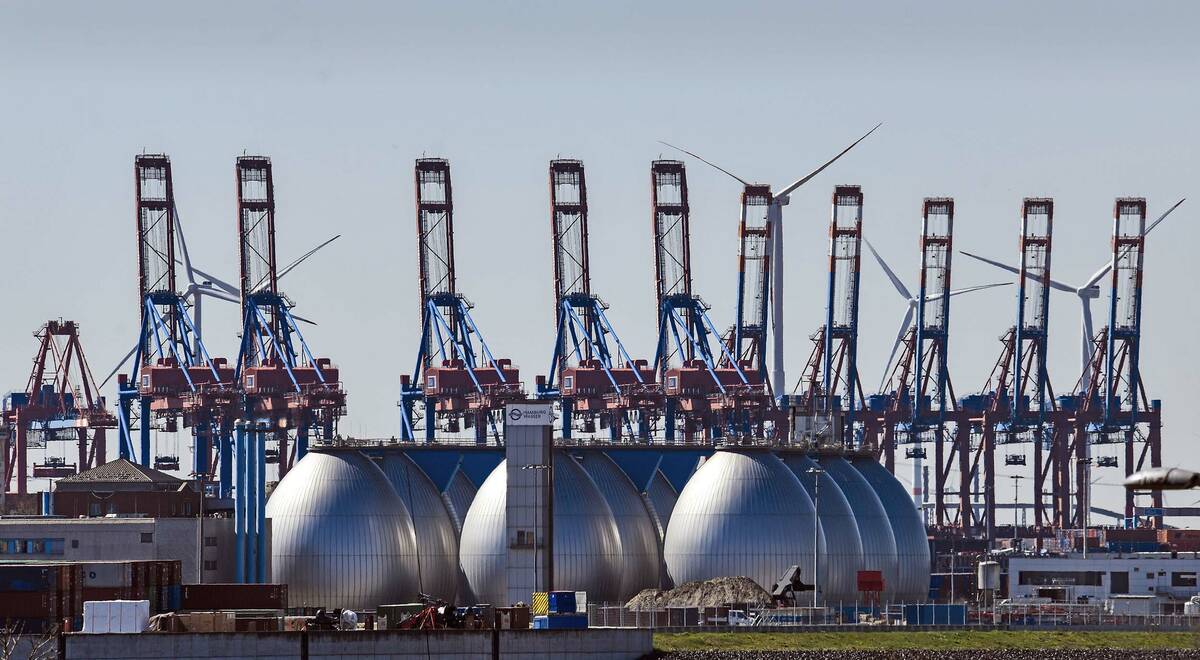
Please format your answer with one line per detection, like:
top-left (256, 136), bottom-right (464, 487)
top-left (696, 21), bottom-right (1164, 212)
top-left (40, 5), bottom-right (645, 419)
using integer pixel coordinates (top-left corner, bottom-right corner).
top-left (532, 613), bottom-right (587, 630)
top-left (181, 583), bottom-right (288, 610)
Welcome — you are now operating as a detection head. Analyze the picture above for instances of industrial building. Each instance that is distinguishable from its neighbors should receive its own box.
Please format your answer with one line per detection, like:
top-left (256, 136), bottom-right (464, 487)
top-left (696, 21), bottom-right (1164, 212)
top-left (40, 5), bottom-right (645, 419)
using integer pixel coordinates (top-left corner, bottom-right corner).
top-left (1007, 554), bottom-right (1200, 613)
top-left (0, 516), bottom-right (251, 584)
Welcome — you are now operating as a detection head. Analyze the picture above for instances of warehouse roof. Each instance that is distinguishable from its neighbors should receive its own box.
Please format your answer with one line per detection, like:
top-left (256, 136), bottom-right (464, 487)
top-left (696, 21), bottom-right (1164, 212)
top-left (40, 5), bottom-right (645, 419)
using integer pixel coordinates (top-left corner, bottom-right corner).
top-left (57, 459), bottom-right (182, 486)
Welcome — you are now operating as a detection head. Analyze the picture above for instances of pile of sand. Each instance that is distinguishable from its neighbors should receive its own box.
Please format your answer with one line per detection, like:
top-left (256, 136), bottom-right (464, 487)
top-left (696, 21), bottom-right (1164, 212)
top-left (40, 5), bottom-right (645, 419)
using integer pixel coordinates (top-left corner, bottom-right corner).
top-left (625, 576), bottom-right (772, 609)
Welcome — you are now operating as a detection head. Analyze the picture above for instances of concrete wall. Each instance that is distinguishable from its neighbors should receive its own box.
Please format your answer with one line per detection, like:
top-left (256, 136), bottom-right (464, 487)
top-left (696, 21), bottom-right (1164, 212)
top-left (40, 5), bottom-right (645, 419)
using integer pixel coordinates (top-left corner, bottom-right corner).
top-left (64, 628), bottom-right (653, 659)
top-left (0, 517), bottom-right (269, 583)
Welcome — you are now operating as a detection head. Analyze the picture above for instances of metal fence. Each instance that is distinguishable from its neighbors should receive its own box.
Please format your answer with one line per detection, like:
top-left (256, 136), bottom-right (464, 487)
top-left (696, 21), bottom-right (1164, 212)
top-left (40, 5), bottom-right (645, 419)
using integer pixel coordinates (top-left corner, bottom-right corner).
top-left (585, 601), bottom-right (1200, 630)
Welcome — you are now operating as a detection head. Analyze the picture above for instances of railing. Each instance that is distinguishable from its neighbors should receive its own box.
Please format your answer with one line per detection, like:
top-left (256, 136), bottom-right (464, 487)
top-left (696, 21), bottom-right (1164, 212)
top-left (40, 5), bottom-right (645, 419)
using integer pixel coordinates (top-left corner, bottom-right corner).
top-left (583, 601), bottom-right (1200, 631)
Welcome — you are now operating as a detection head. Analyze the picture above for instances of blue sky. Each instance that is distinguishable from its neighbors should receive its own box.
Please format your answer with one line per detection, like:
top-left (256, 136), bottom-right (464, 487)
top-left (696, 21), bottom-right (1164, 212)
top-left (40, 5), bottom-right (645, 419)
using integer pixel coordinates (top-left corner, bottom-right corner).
top-left (1, 1), bottom-right (1197, 513)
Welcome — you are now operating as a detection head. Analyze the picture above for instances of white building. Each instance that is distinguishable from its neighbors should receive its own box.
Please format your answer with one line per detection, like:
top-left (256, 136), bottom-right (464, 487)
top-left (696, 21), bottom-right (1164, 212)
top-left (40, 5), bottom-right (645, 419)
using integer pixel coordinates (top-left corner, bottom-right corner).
top-left (1007, 554), bottom-right (1200, 613)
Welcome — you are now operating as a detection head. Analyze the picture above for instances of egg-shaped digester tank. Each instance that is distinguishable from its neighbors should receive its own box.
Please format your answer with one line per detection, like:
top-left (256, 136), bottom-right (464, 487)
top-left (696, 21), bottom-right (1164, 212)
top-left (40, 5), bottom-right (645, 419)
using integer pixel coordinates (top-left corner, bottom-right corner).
top-left (376, 453), bottom-right (460, 601)
top-left (663, 449), bottom-right (825, 592)
top-left (852, 457), bottom-right (931, 601)
top-left (781, 453), bottom-right (864, 603)
top-left (267, 449), bottom-right (420, 610)
top-left (574, 451), bottom-right (662, 599)
top-left (818, 455), bottom-right (899, 600)
top-left (457, 452), bottom-right (623, 606)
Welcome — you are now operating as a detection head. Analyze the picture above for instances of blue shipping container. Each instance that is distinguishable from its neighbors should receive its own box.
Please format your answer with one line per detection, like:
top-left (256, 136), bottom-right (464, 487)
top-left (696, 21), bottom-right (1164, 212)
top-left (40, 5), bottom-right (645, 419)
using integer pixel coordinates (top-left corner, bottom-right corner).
top-left (0, 566), bottom-right (54, 592)
top-left (533, 614), bottom-right (588, 630)
top-left (548, 591), bottom-right (576, 614)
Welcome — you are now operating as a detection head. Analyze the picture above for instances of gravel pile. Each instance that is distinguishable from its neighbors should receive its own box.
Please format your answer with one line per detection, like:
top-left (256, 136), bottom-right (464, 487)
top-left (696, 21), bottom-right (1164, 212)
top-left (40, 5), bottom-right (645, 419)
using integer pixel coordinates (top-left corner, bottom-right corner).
top-left (652, 651), bottom-right (1200, 660)
top-left (626, 577), bottom-right (772, 609)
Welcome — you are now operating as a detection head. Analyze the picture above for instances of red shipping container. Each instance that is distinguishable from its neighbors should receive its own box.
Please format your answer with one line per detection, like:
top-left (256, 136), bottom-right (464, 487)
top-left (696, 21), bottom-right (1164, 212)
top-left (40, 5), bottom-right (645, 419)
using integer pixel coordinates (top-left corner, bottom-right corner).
top-left (0, 591), bottom-right (54, 618)
top-left (181, 584), bottom-right (289, 610)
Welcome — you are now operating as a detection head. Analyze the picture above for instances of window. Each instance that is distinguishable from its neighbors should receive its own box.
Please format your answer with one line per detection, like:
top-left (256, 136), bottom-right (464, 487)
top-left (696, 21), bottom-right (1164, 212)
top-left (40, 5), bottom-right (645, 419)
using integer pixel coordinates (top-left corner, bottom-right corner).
top-left (140, 533), bottom-right (153, 544)
top-left (0, 538), bottom-right (65, 556)
top-left (667, 376), bottom-right (678, 390)
top-left (245, 375), bottom-right (255, 388)
top-left (426, 376), bottom-right (437, 389)
top-left (1018, 570), bottom-right (1103, 586)
top-left (563, 376), bottom-right (573, 390)
top-left (71, 539), bottom-right (79, 549)
top-left (204, 536), bottom-right (218, 547)
top-left (1172, 572), bottom-right (1197, 587)
top-left (88, 503), bottom-right (101, 517)
top-left (183, 503), bottom-right (193, 516)
top-left (203, 560), bottom-right (217, 571)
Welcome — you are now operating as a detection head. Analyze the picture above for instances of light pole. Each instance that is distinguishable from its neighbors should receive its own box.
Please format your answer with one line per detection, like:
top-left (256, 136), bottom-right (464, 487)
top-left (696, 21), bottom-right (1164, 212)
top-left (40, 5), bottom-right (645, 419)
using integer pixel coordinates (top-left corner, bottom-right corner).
top-left (1075, 457), bottom-right (1092, 559)
top-left (806, 466), bottom-right (825, 610)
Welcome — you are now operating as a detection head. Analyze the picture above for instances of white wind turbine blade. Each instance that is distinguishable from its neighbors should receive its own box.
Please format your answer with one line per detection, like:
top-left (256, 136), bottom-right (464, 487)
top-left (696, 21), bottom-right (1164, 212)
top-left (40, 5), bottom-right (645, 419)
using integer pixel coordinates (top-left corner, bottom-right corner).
top-left (657, 141), bottom-right (749, 185)
top-left (173, 203), bottom-right (197, 286)
top-left (189, 266), bottom-right (239, 296)
top-left (880, 306), bottom-right (915, 393)
top-left (942, 282), bottom-right (1011, 299)
top-left (961, 251), bottom-right (1075, 292)
top-left (864, 238), bottom-right (912, 300)
top-left (195, 285), bottom-right (241, 305)
top-left (1080, 198), bottom-right (1185, 289)
top-left (99, 343), bottom-right (139, 389)
top-left (774, 123), bottom-right (882, 200)
top-left (279, 234), bottom-right (341, 281)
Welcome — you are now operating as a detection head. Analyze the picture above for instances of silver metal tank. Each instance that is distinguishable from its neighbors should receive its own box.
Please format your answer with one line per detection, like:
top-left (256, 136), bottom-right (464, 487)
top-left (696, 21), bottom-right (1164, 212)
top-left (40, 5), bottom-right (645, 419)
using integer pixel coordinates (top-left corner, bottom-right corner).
top-left (377, 453), bottom-right (459, 601)
top-left (458, 451), bottom-right (623, 606)
top-left (663, 449), bottom-right (824, 592)
top-left (781, 453), bottom-right (864, 603)
top-left (643, 468), bottom-right (677, 542)
top-left (442, 467), bottom-right (477, 536)
top-left (267, 449), bottom-right (420, 610)
top-left (818, 455), bottom-right (900, 600)
top-left (852, 457), bottom-right (931, 602)
top-left (574, 451), bottom-right (661, 600)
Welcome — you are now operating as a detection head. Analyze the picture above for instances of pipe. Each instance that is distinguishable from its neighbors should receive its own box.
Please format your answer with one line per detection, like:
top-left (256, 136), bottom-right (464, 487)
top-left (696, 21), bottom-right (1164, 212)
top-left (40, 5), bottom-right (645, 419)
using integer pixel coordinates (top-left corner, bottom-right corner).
top-left (246, 424), bottom-right (259, 583)
top-left (234, 421), bottom-right (246, 584)
top-left (256, 423), bottom-right (267, 583)
top-left (219, 426), bottom-right (233, 499)
top-left (138, 397), bottom-right (151, 467)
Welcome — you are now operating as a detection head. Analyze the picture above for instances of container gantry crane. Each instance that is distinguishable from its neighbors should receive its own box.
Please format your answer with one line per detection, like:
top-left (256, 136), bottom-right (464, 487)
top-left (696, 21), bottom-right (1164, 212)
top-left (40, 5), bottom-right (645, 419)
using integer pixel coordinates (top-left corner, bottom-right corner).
top-left (1064, 198), bottom-right (1163, 525)
top-left (791, 186), bottom-right (866, 448)
top-left (117, 154), bottom-right (235, 477)
top-left (650, 161), bottom-right (764, 442)
top-left (960, 198), bottom-right (1058, 540)
top-left (867, 200), bottom-right (975, 527)
top-left (233, 156), bottom-right (345, 483)
top-left (3, 321), bottom-right (117, 494)
top-left (535, 160), bottom-right (662, 441)
top-left (400, 158), bottom-right (523, 444)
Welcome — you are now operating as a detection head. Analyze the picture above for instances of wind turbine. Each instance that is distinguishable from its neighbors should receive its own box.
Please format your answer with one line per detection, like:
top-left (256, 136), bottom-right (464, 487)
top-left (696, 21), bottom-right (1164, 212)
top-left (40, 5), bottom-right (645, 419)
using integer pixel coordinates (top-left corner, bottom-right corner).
top-left (660, 122), bottom-right (881, 394)
top-left (962, 198), bottom-right (1184, 382)
top-left (863, 238), bottom-right (1010, 392)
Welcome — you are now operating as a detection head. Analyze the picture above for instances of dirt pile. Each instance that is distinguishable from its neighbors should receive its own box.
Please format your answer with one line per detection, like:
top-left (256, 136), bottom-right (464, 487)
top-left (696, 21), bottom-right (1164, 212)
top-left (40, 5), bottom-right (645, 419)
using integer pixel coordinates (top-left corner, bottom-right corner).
top-left (625, 576), bottom-right (772, 609)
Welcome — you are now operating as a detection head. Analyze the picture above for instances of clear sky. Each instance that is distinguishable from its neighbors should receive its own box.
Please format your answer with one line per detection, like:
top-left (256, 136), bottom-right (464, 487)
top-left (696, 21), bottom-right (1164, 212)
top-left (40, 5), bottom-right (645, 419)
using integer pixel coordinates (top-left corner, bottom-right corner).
top-left (1, 1), bottom-right (1197, 515)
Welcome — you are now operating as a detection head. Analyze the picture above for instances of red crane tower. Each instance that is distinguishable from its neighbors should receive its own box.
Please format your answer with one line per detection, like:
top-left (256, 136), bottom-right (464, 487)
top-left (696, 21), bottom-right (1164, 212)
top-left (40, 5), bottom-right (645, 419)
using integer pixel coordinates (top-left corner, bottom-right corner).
top-left (651, 161), bottom-right (767, 442)
top-left (536, 160), bottom-right (662, 441)
top-left (400, 158), bottom-right (523, 444)
top-left (791, 186), bottom-right (866, 447)
top-left (119, 154), bottom-right (235, 479)
top-left (233, 156), bottom-right (346, 475)
top-left (3, 321), bottom-right (116, 494)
